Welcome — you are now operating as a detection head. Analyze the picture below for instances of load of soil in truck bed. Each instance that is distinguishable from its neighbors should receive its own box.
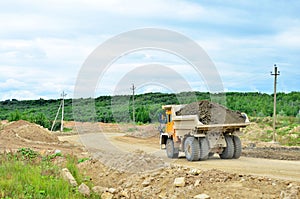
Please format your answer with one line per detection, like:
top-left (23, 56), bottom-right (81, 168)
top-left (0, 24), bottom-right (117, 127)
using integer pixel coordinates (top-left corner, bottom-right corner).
top-left (176, 100), bottom-right (246, 125)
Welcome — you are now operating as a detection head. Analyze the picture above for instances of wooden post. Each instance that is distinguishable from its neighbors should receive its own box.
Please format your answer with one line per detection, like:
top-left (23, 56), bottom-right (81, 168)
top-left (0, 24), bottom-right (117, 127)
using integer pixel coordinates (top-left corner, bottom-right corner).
top-left (271, 64), bottom-right (280, 142)
top-left (60, 91), bottom-right (67, 132)
top-left (131, 84), bottom-right (136, 124)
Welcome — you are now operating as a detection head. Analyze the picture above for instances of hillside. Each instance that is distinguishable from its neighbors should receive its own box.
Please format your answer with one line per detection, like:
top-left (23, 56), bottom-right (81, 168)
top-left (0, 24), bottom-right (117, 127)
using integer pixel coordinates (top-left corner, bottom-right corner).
top-left (0, 92), bottom-right (299, 126)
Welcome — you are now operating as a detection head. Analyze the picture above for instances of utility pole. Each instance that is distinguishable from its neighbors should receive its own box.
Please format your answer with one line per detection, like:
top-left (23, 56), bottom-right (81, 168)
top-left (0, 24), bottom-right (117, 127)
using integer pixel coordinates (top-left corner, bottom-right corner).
top-left (130, 84), bottom-right (136, 123)
top-left (270, 64), bottom-right (280, 143)
top-left (60, 91), bottom-right (67, 132)
top-left (51, 101), bottom-right (62, 132)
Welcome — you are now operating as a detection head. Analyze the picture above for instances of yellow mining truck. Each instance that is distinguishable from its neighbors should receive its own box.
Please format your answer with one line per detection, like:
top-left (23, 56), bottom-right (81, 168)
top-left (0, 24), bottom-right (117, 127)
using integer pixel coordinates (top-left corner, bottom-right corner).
top-left (159, 105), bottom-right (250, 161)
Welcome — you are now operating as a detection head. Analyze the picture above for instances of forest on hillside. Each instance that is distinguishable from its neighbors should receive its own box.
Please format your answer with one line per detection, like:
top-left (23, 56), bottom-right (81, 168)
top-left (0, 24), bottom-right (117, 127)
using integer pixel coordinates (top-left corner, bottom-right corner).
top-left (0, 92), bottom-right (299, 129)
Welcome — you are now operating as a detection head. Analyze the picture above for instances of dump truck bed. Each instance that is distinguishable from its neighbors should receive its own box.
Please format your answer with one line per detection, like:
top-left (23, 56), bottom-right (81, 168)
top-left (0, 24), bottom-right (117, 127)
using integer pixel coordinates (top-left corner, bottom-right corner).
top-left (172, 114), bottom-right (250, 136)
top-left (196, 123), bottom-right (250, 131)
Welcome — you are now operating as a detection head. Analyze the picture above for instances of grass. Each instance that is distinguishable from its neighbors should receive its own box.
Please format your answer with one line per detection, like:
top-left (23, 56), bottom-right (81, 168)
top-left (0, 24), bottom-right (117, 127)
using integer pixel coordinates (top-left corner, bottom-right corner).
top-left (63, 127), bottom-right (73, 132)
top-left (244, 116), bottom-right (300, 146)
top-left (127, 127), bottom-right (138, 132)
top-left (66, 155), bottom-right (82, 184)
top-left (0, 149), bottom-right (99, 199)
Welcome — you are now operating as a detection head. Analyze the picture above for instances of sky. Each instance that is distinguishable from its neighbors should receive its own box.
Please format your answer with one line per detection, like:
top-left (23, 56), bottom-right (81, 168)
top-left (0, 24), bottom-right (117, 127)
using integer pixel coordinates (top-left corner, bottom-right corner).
top-left (0, 0), bottom-right (299, 100)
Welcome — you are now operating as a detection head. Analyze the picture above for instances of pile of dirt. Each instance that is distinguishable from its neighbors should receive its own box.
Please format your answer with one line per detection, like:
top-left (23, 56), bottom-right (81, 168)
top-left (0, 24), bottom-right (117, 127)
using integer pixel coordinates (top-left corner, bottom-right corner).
top-left (242, 142), bottom-right (300, 160)
top-left (65, 121), bottom-right (123, 134)
top-left (0, 120), bottom-right (59, 143)
top-left (64, 121), bottom-right (159, 138)
top-left (78, 158), bottom-right (300, 199)
top-left (124, 124), bottom-right (159, 138)
top-left (176, 100), bottom-right (245, 124)
top-left (92, 149), bottom-right (166, 173)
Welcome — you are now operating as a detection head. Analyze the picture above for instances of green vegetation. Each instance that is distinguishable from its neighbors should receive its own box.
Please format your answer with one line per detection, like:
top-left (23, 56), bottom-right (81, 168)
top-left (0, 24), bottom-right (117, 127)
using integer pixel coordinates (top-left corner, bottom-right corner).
top-left (66, 155), bottom-right (83, 184)
top-left (7, 109), bottom-right (51, 129)
top-left (244, 116), bottom-right (300, 146)
top-left (0, 148), bottom-right (97, 199)
top-left (0, 92), bottom-right (299, 125)
top-left (2, 91), bottom-right (294, 146)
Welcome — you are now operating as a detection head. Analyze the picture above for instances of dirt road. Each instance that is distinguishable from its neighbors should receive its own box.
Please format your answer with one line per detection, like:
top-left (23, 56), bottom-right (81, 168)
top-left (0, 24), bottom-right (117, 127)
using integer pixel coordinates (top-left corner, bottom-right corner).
top-left (59, 132), bottom-right (300, 182)
top-left (2, 121), bottom-right (299, 198)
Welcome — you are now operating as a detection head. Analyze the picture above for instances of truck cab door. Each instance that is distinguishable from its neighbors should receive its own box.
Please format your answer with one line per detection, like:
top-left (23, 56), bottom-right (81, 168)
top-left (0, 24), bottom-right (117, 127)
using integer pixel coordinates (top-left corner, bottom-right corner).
top-left (166, 111), bottom-right (174, 134)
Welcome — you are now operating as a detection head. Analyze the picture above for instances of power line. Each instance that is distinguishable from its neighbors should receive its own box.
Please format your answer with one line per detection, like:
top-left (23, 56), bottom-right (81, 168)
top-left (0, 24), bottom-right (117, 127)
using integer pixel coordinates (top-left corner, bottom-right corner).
top-left (130, 84), bottom-right (136, 124)
top-left (270, 64), bottom-right (280, 143)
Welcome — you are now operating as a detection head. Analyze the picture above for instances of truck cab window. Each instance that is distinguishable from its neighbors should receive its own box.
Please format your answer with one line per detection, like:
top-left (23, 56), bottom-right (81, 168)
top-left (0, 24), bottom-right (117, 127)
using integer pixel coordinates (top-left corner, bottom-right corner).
top-left (168, 114), bottom-right (171, 123)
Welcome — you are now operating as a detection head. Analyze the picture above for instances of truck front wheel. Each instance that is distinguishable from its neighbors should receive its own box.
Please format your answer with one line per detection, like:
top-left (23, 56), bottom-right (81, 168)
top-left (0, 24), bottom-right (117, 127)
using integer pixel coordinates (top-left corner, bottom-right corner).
top-left (184, 137), bottom-right (200, 161)
top-left (166, 139), bottom-right (179, 159)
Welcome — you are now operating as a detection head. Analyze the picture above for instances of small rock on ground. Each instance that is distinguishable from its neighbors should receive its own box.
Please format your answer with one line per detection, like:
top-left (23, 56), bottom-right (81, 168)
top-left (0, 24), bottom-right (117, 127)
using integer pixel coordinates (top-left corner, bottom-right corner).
top-left (101, 192), bottom-right (114, 199)
top-left (78, 183), bottom-right (90, 197)
top-left (108, 187), bottom-right (117, 194)
top-left (194, 193), bottom-right (210, 199)
top-left (61, 168), bottom-right (77, 187)
top-left (174, 177), bottom-right (185, 187)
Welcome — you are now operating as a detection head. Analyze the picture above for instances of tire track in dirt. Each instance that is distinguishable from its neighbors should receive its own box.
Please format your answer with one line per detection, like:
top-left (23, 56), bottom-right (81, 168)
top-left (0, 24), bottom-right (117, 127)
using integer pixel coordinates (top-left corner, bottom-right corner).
top-left (60, 132), bottom-right (300, 182)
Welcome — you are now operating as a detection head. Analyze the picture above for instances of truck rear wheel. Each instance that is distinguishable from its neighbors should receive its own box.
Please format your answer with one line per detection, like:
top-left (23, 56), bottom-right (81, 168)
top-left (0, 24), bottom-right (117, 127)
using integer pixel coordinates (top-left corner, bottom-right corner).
top-left (166, 139), bottom-right (179, 158)
top-left (184, 137), bottom-right (200, 161)
top-left (232, 135), bottom-right (242, 159)
top-left (220, 135), bottom-right (234, 159)
top-left (199, 138), bottom-right (209, 161)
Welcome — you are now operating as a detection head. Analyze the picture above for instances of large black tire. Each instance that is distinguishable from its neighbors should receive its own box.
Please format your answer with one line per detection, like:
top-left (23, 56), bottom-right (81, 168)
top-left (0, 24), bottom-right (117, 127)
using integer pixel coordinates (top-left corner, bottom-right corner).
top-left (232, 135), bottom-right (242, 159)
top-left (166, 139), bottom-right (179, 159)
top-left (199, 138), bottom-right (209, 161)
top-left (184, 137), bottom-right (200, 161)
top-left (219, 135), bottom-right (234, 159)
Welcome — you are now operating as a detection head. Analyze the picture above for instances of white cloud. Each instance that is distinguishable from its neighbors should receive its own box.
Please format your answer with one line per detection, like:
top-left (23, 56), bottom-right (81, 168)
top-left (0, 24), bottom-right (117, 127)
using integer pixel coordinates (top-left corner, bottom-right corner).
top-left (0, 14), bottom-right (66, 33)
top-left (0, 78), bottom-right (26, 90)
top-left (0, 90), bottom-right (39, 101)
top-left (50, 0), bottom-right (206, 20)
top-left (275, 27), bottom-right (300, 49)
top-left (0, 64), bottom-right (76, 100)
top-left (0, 0), bottom-right (299, 100)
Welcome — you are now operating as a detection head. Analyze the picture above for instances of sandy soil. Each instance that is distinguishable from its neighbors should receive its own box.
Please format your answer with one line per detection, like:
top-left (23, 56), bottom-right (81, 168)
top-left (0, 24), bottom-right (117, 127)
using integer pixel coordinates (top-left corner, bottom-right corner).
top-left (61, 123), bottom-right (300, 198)
top-left (1, 121), bottom-right (299, 198)
top-left (0, 120), bottom-right (85, 156)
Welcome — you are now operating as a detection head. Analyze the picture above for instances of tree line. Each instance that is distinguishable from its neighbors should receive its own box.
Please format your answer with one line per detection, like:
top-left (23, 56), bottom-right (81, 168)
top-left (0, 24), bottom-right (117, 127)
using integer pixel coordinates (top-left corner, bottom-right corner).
top-left (0, 92), bottom-right (299, 128)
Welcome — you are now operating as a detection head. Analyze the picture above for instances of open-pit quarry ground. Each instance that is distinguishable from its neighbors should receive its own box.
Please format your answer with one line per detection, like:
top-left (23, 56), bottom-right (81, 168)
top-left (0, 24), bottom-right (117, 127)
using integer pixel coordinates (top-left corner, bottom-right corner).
top-left (0, 120), bottom-right (300, 198)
